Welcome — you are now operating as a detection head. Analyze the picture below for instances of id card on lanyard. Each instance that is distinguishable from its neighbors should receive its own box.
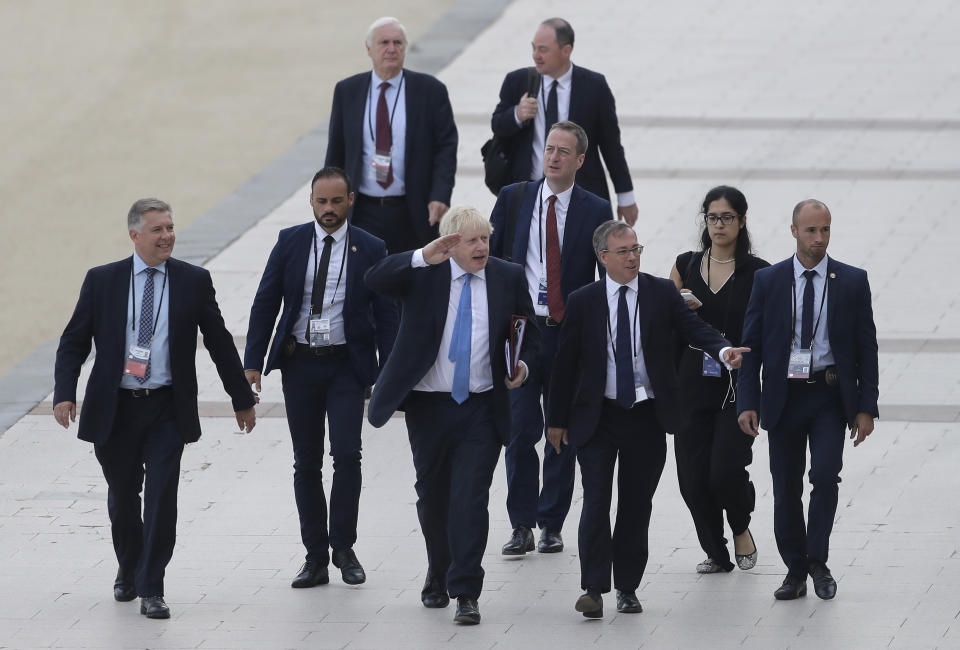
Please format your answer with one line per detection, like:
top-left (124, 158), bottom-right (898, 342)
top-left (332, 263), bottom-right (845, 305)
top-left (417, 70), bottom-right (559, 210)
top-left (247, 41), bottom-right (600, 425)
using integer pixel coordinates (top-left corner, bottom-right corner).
top-left (123, 266), bottom-right (166, 378)
top-left (788, 270), bottom-right (827, 379)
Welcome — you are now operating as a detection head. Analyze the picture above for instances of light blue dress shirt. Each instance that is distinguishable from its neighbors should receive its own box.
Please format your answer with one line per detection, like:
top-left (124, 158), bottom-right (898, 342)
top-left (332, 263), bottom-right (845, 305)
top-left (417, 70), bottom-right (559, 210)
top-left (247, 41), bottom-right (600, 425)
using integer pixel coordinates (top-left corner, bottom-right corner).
top-left (358, 70), bottom-right (407, 196)
top-left (791, 254), bottom-right (834, 371)
top-left (120, 252), bottom-right (171, 389)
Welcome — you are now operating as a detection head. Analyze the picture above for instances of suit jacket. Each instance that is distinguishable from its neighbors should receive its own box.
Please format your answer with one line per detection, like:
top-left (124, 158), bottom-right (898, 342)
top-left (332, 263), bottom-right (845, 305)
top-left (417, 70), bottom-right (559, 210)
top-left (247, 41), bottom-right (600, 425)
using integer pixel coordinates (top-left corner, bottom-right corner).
top-left (489, 181), bottom-right (608, 300)
top-left (364, 253), bottom-right (539, 442)
top-left (244, 224), bottom-right (398, 385)
top-left (325, 69), bottom-right (458, 246)
top-left (547, 274), bottom-right (730, 446)
top-left (54, 257), bottom-right (254, 446)
top-left (491, 64), bottom-right (632, 203)
top-left (737, 256), bottom-right (879, 431)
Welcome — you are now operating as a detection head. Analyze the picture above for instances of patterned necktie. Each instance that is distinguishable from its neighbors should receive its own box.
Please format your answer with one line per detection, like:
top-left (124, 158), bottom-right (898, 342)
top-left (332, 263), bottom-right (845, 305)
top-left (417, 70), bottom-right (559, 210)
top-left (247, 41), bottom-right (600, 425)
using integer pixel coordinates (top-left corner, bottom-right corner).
top-left (545, 194), bottom-right (564, 321)
top-left (801, 269), bottom-right (817, 349)
top-left (305, 235), bottom-right (335, 339)
top-left (615, 285), bottom-right (634, 408)
top-left (375, 81), bottom-right (393, 188)
top-left (448, 273), bottom-right (473, 404)
top-left (137, 267), bottom-right (158, 384)
top-left (545, 79), bottom-right (558, 134)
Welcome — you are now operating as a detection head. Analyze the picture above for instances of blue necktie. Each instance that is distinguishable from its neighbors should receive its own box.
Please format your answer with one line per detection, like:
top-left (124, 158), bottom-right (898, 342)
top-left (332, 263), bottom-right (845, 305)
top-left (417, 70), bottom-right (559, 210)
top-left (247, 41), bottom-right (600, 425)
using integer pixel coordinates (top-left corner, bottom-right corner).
top-left (137, 267), bottom-right (157, 384)
top-left (449, 273), bottom-right (473, 404)
top-left (801, 269), bottom-right (816, 349)
top-left (615, 285), bottom-right (634, 408)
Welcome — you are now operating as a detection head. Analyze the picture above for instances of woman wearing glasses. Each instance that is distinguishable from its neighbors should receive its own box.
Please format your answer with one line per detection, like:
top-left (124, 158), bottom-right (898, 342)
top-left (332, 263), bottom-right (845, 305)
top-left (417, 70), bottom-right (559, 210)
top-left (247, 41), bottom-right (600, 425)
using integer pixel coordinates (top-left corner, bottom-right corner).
top-left (668, 186), bottom-right (769, 574)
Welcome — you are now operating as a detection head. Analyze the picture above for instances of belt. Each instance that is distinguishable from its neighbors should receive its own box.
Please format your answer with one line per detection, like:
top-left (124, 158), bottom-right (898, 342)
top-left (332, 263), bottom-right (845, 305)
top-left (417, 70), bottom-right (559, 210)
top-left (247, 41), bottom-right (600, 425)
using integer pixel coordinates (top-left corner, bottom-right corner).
top-left (356, 193), bottom-right (406, 207)
top-left (535, 315), bottom-right (561, 327)
top-left (120, 385), bottom-right (170, 398)
top-left (603, 397), bottom-right (653, 410)
top-left (292, 343), bottom-right (348, 360)
top-left (789, 365), bottom-right (838, 387)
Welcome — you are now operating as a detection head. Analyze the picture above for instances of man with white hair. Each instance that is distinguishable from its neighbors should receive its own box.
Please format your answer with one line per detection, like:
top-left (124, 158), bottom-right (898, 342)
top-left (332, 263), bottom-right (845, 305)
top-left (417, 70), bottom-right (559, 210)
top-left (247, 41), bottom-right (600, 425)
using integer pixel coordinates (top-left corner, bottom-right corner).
top-left (326, 16), bottom-right (458, 254)
top-left (365, 206), bottom-right (539, 625)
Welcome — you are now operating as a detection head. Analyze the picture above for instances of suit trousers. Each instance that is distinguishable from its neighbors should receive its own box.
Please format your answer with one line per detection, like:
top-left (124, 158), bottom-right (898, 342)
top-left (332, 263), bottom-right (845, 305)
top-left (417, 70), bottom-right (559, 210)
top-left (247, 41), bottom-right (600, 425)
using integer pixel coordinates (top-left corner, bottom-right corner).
top-left (94, 389), bottom-right (184, 597)
top-left (674, 405), bottom-right (756, 570)
top-left (404, 390), bottom-right (502, 600)
top-left (768, 380), bottom-right (846, 579)
top-left (504, 321), bottom-right (575, 531)
top-left (281, 352), bottom-right (365, 563)
top-left (351, 195), bottom-right (423, 255)
top-left (577, 399), bottom-right (666, 593)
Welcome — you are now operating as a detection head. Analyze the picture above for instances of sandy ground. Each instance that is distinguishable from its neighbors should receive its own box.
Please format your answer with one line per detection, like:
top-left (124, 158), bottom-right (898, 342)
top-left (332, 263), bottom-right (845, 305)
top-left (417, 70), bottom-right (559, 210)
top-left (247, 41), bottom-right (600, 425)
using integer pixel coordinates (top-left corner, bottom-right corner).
top-left (0, 0), bottom-right (456, 377)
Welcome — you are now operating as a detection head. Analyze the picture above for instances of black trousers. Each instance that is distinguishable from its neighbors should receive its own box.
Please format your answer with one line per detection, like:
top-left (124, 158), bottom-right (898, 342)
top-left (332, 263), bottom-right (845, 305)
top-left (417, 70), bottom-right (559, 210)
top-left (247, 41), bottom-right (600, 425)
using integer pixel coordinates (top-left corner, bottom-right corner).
top-left (577, 400), bottom-right (666, 593)
top-left (674, 405), bottom-right (755, 570)
top-left (280, 352), bottom-right (365, 564)
top-left (403, 391), bottom-right (502, 600)
top-left (94, 389), bottom-right (184, 597)
top-left (769, 380), bottom-right (846, 579)
top-left (351, 195), bottom-right (425, 254)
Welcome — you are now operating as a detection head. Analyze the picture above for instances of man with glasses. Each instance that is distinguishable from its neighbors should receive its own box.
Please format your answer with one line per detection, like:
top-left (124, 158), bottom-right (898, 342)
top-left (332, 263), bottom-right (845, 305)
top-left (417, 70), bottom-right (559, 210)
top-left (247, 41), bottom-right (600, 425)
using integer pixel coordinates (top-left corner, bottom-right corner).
top-left (546, 220), bottom-right (748, 617)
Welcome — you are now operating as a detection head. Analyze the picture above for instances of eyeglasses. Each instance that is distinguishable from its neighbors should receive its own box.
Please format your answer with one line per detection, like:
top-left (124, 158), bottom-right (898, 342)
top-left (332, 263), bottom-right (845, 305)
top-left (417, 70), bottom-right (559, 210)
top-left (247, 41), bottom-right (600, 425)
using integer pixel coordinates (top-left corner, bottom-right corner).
top-left (601, 244), bottom-right (644, 257)
top-left (703, 213), bottom-right (738, 225)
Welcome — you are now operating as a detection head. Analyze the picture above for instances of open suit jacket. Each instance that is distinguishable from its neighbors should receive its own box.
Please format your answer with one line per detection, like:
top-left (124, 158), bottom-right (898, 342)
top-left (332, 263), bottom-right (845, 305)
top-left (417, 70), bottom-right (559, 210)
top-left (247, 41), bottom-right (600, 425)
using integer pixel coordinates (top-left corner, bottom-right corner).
top-left (491, 64), bottom-right (632, 203)
top-left (547, 273), bottom-right (730, 446)
top-left (488, 180), bottom-right (608, 298)
top-left (325, 69), bottom-right (458, 246)
top-left (243, 223), bottom-right (398, 385)
top-left (54, 257), bottom-right (254, 445)
top-left (737, 256), bottom-right (879, 431)
top-left (364, 253), bottom-right (539, 442)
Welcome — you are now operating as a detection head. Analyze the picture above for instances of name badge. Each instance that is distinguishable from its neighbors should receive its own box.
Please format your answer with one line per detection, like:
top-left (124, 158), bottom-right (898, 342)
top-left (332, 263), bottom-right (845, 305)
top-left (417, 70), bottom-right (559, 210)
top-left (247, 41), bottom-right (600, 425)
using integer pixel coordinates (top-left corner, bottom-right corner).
top-left (309, 317), bottom-right (331, 348)
top-left (702, 352), bottom-right (723, 377)
top-left (371, 152), bottom-right (392, 184)
top-left (124, 345), bottom-right (150, 378)
top-left (787, 349), bottom-right (812, 379)
top-left (537, 276), bottom-right (549, 306)
top-left (634, 385), bottom-right (649, 404)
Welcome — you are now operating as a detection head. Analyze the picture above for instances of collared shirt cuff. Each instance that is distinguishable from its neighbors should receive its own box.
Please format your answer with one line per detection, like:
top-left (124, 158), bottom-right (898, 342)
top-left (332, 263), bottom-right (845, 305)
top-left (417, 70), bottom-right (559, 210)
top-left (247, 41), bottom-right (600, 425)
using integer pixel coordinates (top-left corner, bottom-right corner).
top-left (719, 346), bottom-right (733, 371)
top-left (517, 360), bottom-right (529, 384)
top-left (616, 191), bottom-right (636, 208)
top-left (514, 106), bottom-right (524, 127)
top-left (411, 249), bottom-right (427, 267)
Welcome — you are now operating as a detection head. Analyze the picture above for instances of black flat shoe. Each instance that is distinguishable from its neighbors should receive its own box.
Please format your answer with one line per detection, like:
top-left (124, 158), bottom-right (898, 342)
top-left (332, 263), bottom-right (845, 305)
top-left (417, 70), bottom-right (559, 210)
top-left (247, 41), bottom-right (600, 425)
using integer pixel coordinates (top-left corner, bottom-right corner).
top-left (773, 575), bottom-right (807, 600)
top-left (501, 526), bottom-right (535, 555)
top-left (454, 597), bottom-right (480, 624)
top-left (735, 528), bottom-right (758, 570)
top-left (616, 590), bottom-right (642, 613)
top-left (332, 548), bottom-right (366, 585)
top-left (538, 529), bottom-right (564, 553)
top-left (421, 571), bottom-right (449, 608)
top-left (140, 596), bottom-right (170, 619)
top-left (809, 562), bottom-right (837, 600)
top-left (575, 589), bottom-right (603, 618)
top-left (291, 560), bottom-right (329, 588)
top-left (113, 569), bottom-right (137, 602)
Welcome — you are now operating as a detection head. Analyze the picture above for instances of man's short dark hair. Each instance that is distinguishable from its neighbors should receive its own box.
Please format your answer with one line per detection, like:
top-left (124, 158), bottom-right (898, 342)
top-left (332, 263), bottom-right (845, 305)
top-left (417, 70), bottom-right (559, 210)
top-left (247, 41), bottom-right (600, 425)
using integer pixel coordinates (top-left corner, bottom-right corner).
top-left (541, 17), bottom-right (574, 49)
top-left (549, 120), bottom-right (588, 155)
top-left (792, 198), bottom-right (830, 226)
top-left (311, 166), bottom-right (353, 194)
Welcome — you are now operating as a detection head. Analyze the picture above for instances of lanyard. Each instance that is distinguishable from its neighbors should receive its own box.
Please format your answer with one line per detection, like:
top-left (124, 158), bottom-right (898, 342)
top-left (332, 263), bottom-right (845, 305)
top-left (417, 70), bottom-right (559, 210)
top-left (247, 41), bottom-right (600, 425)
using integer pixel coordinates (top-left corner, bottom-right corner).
top-left (310, 230), bottom-right (348, 318)
top-left (129, 264), bottom-right (167, 346)
top-left (366, 73), bottom-right (405, 145)
top-left (536, 179), bottom-right (548, 264)
top-left (791, 269), bottom-right (828, 350)
top-left (607, 286), bottom-right (641, 360)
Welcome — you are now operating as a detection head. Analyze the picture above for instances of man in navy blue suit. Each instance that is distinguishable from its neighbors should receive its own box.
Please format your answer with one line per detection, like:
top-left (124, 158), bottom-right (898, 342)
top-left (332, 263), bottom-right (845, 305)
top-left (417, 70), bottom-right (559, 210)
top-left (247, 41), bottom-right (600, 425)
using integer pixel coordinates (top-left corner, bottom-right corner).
top-left (54, 198), bottom-right (257, 620)
top-left (326, 16), bottom-right (458, 253)
top-left (489, 121), bottom-right (608, 556)
top-left (738, 199), bottom-right (879, 601)
top-left (244, 167), bottom-right (398, 589)
top-left (365, 206), bottom-right (539, 625)
top-left (491, 17), bottom-right (636, 224)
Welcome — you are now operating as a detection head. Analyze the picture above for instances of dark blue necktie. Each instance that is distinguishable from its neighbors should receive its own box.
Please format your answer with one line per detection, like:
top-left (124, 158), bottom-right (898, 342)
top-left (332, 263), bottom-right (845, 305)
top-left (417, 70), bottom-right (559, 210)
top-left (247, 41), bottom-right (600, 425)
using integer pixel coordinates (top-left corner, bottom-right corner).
top-left (615, 285), bottom-right (634, 408)
top-left (449, 273), bottom-right (473, 404)
top-left (545, 80), bottom-right (558, 135)
top-left (801, 269), bottom-right (816, 349)
top-left (137, 267), bottom-right (157, 384)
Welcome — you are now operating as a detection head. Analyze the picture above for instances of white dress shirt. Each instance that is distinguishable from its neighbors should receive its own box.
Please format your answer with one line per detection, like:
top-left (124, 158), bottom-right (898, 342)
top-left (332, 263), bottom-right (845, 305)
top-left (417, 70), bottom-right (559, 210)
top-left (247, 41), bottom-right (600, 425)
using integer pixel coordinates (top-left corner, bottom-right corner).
top-left (121, 252), bottom-right (171, 389)
top-left (358, 70), bottom-right (407, 196)
top-left (791, 254), bottom-right (834, 370)
top-left (602, 275), bottom-right (654, 401)
top-left (293, 222), bottom-right (349, 345)
top-left (524, 181), bottom-right (573, 317)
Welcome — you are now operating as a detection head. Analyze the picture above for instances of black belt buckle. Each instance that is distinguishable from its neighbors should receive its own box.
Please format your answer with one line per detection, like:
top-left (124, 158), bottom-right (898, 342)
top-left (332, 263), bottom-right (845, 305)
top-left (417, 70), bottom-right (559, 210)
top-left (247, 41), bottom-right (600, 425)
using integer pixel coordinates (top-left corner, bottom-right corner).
top-left (537, 315), bottom-right (560, 327)
top-left (127, 386), bottom-right (164, 398)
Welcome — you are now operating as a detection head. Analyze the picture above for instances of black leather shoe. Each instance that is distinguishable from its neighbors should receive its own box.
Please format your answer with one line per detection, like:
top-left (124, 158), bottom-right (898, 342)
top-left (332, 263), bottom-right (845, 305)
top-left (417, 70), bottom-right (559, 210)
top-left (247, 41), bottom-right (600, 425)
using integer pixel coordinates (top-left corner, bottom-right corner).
top-left (773, 575), bottom-right (807, 600)
top-left (332, 548), bottom-right (366, 585)
top-left (575, 590), bottom-right (603, 618)
top-left (454, 597), bottom-right (481, 624)
top-left (501, 526), bottom-right (535, 555)
top-left (113, 569), bottom-right (136, 602)
top-left (291, 560), bottom-right (329, 588)
top-left (538, 529), bottom-right (564, 553)
top-left (616, 590), bottom-right (642, 613)
top-left (421, 571), bottom-right (449, 608)
top-left (809, 562), bottom-right (837, 600)
top-left (139, 596), bottom-right (170, 619)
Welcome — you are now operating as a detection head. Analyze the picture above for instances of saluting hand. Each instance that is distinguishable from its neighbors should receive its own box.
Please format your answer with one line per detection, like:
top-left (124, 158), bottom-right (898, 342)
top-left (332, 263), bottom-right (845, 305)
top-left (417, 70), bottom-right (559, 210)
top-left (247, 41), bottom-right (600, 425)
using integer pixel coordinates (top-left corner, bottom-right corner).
top-left (422, 233), bottom-right (462, 265)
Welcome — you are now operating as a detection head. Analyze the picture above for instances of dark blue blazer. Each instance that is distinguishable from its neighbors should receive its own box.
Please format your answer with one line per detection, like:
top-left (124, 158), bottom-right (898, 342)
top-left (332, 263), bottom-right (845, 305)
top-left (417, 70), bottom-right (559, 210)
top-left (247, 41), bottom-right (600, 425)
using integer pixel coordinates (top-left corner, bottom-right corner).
top-left (547, 274), bottom-right (730, 446)
top-left (489, 181), bottom-right (608, 299)
top-left (244, 224), bottom-right (398, 385)
top-left (491, 64), bottom-right (632, 203)
top-left (54, 257), bottom-right (254, 445)
top-left (325, 69), bottom-right (458, 246)
top-left (364, 253), bottom-right (539, 442)
top-left (737, 256), bottom-right (879, 431)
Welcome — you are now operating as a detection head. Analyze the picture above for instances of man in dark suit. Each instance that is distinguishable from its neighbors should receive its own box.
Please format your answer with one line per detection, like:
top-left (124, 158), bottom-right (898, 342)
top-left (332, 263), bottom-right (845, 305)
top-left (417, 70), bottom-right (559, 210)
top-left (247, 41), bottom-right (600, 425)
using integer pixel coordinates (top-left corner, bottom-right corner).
top-left (244, 167), bottom-right (398, 589)
top-left (365, 206), bottom-right (539, 625)
top-left (489, 120), bottom-right (608, 556)
top-left (546, 220), bottom-right (747, 617)
top-left (53, 198), bottom-right (257, 620)
top-left (326, 16), bottom-right (458, 253)
top-left (738, 199), bottom-right (878, 601)
top-left (490, 17), bottom-right (636, 224)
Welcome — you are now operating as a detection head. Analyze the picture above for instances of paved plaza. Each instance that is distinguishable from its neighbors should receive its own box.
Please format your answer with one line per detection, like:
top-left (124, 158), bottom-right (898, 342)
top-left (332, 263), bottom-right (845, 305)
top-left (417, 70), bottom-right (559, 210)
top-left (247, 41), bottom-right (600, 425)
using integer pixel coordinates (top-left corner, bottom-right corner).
top-left (2, 0), bottom-right (959, 648)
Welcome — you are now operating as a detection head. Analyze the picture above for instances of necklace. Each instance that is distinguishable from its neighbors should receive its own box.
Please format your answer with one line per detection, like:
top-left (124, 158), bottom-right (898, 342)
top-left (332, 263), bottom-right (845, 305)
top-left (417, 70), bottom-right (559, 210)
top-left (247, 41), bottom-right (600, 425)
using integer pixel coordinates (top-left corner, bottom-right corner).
top-left (708, 248), bottom-right (735, 264)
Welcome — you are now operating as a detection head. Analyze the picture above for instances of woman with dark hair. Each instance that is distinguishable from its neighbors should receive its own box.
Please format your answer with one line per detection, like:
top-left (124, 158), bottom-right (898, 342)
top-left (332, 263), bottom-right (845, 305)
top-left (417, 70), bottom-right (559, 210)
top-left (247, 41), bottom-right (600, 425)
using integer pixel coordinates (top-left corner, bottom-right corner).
top-left (668, 185), bottom-right (769, 574)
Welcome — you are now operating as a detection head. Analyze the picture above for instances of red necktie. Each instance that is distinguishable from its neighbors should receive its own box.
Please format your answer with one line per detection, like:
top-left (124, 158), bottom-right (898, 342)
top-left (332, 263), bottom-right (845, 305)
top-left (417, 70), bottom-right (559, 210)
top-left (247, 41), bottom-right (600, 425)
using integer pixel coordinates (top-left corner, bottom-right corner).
top-left (546, 194), bottom-right (564, 321)
top-left (376, 81), bottom-right (393, 189)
